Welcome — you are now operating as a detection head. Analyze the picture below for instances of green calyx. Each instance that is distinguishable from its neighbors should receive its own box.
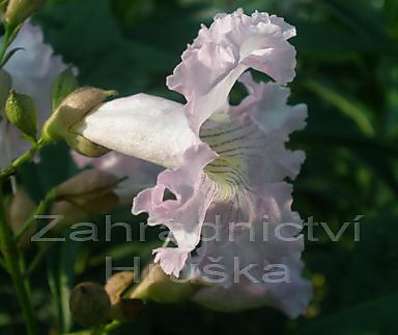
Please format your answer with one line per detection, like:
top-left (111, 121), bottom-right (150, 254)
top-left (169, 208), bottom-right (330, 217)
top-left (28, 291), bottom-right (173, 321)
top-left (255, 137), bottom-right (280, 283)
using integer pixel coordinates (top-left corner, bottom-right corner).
top-left (43, 87), bottom-right (117, 157)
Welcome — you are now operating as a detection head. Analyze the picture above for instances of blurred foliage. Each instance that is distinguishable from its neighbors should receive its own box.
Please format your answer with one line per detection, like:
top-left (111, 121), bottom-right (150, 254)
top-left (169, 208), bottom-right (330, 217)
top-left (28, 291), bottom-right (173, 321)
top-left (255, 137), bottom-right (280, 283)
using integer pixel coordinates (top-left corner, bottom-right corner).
top-left (1, 0), bottom-right (398, 334)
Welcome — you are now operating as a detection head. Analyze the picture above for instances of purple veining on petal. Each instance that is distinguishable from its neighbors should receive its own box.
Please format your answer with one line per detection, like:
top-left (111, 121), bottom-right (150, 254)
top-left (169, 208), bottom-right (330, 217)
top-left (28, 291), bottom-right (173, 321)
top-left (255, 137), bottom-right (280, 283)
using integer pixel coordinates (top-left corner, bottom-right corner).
top-left (190, 182), bottom-right (312, 318)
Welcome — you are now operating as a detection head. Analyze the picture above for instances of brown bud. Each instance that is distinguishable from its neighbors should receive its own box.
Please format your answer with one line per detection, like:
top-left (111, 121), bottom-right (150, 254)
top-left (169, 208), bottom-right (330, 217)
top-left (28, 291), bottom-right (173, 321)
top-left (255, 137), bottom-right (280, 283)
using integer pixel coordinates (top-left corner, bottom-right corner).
top-left (7, 189), bottom-right (36, 248)
top-left (69, 282), bottom-right (111, 327)
top-left (49, 170), bottom-right (120, 234)
top-left (54, 169), bottom-right (119, 200)
top-left (113, 299), bottom-right (144, 321)
top-left (49, 200), bottom-right (87, 234)
top-left (105, 272), bottom-right (144, 321)
top-left (105, 271), bottom-right (135, 305)
top-left (126, 264), bottom-right (204, 304)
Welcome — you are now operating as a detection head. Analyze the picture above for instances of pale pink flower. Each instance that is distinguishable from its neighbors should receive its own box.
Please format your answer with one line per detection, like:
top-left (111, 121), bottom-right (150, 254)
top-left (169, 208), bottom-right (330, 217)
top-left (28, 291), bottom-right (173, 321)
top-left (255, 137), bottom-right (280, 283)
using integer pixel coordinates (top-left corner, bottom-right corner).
top-left (77, 9), bottom-right (311, 316)
top-left (0, 21), bottom-right (74, 168)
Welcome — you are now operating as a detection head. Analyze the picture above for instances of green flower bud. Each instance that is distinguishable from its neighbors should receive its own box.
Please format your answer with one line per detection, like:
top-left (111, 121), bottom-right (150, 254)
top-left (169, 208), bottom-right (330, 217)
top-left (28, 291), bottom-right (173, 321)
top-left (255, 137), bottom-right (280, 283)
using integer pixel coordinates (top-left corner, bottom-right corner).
top-left (42, 87), bottom-right (117, 157)
top-left (4, 0), bottom-right (45, 29)
top-left (69, 282), bottom-right (111, 328)
top-left (52, 67), bottom-right (79, 110)
top-left (126, 264), bottom-right (204, 304)
top-left (5, 90), bottom-right (37, 143)
top-left (0, 70), bottom-right (11, 112)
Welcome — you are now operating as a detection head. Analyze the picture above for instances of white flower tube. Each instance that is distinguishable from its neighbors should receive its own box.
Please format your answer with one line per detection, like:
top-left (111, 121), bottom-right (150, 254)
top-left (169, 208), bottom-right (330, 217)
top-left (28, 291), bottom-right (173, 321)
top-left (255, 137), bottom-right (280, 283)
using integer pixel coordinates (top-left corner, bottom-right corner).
top-left (77, 94), bottom-right (198, 169)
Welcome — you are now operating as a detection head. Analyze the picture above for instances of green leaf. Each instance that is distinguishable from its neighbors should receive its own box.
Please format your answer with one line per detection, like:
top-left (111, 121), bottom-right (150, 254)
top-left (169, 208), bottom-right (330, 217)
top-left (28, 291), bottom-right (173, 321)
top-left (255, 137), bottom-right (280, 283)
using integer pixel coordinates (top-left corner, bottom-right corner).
top-left (0, 69), bottom-right (11, 111)
top-left (304, 80), bottom-right (375, 137)
top-left (0, 0), bottom-right (8, 11)
top-left (88, 241), bottom-right (159, 268)
top-left (47, 239), bottom-right (80, 333)
top-left (52, 67), bottom-right (79, 110)
top-left (36, 0), bottom-right (175, 96)
top-left (0, 313), bottom-right (12, 327)
top-left (319, 0), bottom-right (391, 54)
top-left (300, 293), bottom-right (398, 335)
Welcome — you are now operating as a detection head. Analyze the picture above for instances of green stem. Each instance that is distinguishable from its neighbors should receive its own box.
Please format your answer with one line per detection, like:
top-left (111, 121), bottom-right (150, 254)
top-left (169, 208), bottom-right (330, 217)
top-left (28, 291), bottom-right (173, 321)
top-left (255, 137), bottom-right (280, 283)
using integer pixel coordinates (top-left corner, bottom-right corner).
top-left (0, 22), bottom-right (48, 335)
top-left (101, 321), bottom-right (122, 334)
top-left (16, 188), bottom-right (56, 242)
top-left (0, 25), bottom-right (12, 64)
top-left (64, 321), bottom-right (122, 335)
top-left (25, 242), bottom-right (53, 276)
top-left (0, 255), bottom-right (7, 269)
top-left (0, 188), bottom-right (38, 335)
top-left (0, 138), bottom-right (49, 182)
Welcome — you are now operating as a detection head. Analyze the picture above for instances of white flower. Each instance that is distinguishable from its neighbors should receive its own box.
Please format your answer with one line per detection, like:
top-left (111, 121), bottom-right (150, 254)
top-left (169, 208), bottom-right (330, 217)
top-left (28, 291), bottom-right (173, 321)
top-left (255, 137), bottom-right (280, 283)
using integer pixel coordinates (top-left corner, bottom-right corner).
top-left (76, 9), bottom-right (312, 316)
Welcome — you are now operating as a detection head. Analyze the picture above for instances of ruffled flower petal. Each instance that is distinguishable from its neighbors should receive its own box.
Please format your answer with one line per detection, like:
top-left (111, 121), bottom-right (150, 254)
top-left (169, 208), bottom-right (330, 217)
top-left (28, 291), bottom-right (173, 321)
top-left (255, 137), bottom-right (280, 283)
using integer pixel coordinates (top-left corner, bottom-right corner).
top-left (73, 9), bottom-right (311, 315)
top-left (190, 182), bottom-right (312, 317)
top-left (129, 9), bottom-right (307, 280)
top-left (234, 72), bottom-right (307, 138)
top-left (133, 144), bottom-right (218, 275)
top-left (167, 9), bottom-right (297, 131)
top-left (229, 72), bottom-right (308, 184)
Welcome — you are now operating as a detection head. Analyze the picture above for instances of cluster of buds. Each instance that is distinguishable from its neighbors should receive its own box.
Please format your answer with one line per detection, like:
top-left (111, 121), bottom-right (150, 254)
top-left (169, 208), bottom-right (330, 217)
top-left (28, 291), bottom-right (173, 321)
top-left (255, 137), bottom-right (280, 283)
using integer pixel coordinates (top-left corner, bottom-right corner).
top-left (50, 169), bottom-right (121, 232)
top-left (10, 169), bottom-right (122, 246)
top-left (69, 265), bottom-right (205, 327)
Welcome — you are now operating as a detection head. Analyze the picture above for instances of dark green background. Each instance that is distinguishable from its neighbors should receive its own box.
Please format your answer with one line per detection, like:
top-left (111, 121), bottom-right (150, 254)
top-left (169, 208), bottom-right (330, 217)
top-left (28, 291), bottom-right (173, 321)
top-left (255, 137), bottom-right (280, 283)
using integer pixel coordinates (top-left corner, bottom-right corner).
top-left (1, 0), bottom-right (398, 334)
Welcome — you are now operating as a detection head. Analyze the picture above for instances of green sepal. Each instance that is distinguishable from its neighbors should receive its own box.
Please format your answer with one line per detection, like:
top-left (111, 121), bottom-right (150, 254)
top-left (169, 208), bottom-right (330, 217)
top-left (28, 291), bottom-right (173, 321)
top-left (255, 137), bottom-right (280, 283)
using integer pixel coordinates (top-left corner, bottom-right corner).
top-left (42, 87), bottom-right (117, 157)
top-left (52, 67), bottom-right (79, 111)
